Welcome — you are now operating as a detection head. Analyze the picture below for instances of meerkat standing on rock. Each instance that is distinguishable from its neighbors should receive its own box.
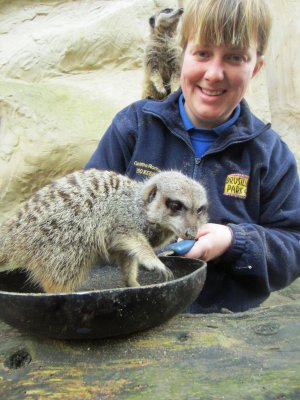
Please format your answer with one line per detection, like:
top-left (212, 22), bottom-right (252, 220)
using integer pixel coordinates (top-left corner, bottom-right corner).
top-left (0, 169), bottom-right (208, 293)
top-left (142, 8), bottom-right (183, 100)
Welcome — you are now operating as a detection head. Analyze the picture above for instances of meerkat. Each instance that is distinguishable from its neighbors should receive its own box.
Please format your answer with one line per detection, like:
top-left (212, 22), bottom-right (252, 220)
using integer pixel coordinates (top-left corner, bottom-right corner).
top-left (142, 7), bottom-right (183, 100)
top-left (0, 169), bottom-right (208, 293)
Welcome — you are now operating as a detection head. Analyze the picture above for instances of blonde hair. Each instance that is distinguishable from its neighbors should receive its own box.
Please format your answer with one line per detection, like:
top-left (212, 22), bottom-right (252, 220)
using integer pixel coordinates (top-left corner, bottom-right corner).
top-left (179, 0), bottom-right (272, 55)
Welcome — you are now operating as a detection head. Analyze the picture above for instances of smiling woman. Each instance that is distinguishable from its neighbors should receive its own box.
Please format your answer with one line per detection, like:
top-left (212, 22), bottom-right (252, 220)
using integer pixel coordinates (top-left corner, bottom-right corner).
top-left (179, 0), bottom-right (269, 129)
top-left (180, 43), bottom-right (263, 128)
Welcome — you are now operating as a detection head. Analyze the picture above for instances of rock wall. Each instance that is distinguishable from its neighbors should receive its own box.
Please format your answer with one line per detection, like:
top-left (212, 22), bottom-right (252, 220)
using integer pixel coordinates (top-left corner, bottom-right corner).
top-left (0, 0), bottom-right (299, 222)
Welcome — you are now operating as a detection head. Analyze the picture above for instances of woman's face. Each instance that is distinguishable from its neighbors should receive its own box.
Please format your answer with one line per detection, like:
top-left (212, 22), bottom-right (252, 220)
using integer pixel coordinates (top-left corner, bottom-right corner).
top-left (180, 42), bottom-right (264, 129)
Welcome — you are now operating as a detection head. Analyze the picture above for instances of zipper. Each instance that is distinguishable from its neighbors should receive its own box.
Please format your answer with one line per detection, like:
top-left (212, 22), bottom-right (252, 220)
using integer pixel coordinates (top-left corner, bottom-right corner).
top-left (193, 157), bottom-right (202, 180)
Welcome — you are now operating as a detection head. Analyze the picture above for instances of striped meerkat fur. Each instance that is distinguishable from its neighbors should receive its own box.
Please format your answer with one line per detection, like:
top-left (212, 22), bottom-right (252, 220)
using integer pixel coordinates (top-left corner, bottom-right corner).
top-left (0, 169), bottom-right (208, 293)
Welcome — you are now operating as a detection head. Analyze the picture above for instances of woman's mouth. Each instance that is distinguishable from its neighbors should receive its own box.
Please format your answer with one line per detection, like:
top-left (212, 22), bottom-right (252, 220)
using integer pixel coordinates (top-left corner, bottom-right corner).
top-left (200, 87), bottom-right (225, 96)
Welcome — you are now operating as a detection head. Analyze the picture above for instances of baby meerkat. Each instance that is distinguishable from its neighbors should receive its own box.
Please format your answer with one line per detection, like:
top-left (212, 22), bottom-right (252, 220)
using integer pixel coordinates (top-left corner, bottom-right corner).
top-left (142, 7), bottom-right (183, 100)
top-left (0, 169), bottom-right (208, 293)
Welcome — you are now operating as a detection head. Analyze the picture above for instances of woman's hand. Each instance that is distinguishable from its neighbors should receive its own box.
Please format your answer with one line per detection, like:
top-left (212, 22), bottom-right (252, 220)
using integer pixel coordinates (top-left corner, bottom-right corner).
top-left (183, 223), bottom-right (233, 262)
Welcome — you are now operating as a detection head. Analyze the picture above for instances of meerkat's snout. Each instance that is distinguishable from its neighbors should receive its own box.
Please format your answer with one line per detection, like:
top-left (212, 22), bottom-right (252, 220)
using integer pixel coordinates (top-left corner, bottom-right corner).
top-left (181, 205), bottom-right (209, 239)
top-left (164, 200), bottom-right (208, 240)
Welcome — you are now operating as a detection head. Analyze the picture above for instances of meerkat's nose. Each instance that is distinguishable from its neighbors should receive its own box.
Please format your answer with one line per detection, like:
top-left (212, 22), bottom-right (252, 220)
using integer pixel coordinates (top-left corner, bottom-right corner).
top-left (184, 230), bottom-right (196, 240)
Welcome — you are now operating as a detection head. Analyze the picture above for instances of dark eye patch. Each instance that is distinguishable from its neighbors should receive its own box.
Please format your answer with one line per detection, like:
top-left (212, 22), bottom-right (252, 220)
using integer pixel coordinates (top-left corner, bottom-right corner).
top-left (161, 8), bottom-right (173, 14)
top-left (166, 198), bottom-right (185, 213)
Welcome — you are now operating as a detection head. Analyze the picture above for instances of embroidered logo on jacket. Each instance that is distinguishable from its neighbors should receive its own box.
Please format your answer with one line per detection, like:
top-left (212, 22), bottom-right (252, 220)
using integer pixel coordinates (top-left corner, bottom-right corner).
top-left (224, 173), bottom-right (249, 199)
top-left (133, 161), bottom-right (161, 177)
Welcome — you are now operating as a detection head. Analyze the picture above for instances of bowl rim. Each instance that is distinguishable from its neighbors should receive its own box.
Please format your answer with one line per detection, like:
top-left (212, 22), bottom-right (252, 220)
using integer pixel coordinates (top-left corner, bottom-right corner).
top-left (0, 257), bottom-right (207, 298)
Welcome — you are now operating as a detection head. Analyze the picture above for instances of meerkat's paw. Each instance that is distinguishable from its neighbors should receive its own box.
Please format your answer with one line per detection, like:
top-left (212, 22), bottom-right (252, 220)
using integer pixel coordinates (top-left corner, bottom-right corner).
top-left (155, 86), bottom-right (167, 97)
top-left (141, 257), bottom-right (174, 282)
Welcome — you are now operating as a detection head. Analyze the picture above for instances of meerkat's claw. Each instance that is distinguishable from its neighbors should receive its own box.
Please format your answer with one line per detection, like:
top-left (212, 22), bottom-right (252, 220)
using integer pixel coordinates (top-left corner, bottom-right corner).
top-left (141, 258), bottom-right (174, 282)
top-left (161, 266), bottom-right (174, 282)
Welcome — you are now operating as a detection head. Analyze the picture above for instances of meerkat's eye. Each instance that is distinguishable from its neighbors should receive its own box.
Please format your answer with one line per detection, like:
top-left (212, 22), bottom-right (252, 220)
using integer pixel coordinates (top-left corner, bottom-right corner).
top-left (162, 8), bottom-right (173, 14)
top-left (166, 199), bottom-right (184, 213)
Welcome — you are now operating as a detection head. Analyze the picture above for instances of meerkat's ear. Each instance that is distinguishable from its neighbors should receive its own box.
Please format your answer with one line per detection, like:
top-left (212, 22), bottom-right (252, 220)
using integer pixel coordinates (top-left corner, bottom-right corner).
top-left (149, 16), bottom-right (155, 28)
top-left (143, 183), bottom-right (157, 203)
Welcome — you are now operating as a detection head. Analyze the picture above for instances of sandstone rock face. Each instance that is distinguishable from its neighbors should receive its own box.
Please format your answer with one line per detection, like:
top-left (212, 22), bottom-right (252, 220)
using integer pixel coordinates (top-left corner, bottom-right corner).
top-left (0, 0), bottom-right (299, 222)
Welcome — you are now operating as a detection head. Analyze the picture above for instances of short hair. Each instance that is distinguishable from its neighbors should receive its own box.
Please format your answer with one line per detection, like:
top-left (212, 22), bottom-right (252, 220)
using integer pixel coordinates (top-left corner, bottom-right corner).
top-left (179, 0), bottom-right (272, 55)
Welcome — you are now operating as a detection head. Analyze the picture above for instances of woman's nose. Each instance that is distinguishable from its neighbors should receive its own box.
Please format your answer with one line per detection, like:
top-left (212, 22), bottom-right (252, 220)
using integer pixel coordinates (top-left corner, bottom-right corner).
top-left (204, 59), bottom-right (224, 82)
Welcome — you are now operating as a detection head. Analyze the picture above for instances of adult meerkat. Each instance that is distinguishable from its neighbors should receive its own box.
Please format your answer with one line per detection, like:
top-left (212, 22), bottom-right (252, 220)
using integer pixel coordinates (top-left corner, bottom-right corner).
top-left (142, 7), bottom-right (183, 100)
top-left (0, 169), bottom-right (208, 293)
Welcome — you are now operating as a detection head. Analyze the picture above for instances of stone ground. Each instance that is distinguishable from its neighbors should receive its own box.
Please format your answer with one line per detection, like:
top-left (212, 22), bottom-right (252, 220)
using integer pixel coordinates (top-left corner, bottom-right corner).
top-left (0, 278), bottom-right (299, 399)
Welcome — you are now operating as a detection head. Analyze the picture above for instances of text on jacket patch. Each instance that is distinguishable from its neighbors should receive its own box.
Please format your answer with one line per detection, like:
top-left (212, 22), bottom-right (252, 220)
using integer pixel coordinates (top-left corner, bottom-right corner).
top-left (224, 173), bottom-right (249, 199)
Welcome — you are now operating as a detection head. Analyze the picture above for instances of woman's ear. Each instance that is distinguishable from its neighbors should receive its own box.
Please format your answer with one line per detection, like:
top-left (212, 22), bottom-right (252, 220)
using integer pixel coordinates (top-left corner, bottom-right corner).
top-left (252, 56), bottom-right (264, 78)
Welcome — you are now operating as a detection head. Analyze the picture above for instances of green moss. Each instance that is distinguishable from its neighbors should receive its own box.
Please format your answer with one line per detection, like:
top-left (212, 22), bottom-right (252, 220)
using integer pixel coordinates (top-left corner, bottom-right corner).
top-left (0, 79), bottom-right (117, 140)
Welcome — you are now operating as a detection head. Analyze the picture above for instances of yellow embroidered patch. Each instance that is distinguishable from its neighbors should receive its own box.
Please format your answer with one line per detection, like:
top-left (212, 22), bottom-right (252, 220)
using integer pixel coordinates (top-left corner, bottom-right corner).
top-left (133, 161), bottom-right (161, 177)
top-left (224, 173), bottom-right (249, 199)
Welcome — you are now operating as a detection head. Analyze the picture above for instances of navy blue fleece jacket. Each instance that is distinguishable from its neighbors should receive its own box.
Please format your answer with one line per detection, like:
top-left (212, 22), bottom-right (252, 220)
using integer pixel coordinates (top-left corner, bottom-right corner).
top-left (85, 89), bottom-right (300, 313)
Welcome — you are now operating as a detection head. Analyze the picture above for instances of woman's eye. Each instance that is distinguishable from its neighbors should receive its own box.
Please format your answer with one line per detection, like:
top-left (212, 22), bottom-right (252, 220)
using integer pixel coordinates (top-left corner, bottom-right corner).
top-left (166, 199), bottom-right (184, 212)
top-left (227, 54), bottom-right (245, 64)
top-left (196, 51), bottom-right (209, 59)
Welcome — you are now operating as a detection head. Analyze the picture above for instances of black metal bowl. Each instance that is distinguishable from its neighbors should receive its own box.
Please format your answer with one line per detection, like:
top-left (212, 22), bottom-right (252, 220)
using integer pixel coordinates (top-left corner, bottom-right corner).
top-left (0, 256), bottom-right (206, 340)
